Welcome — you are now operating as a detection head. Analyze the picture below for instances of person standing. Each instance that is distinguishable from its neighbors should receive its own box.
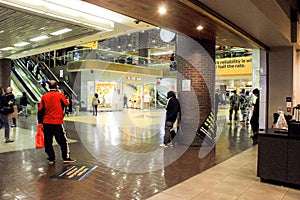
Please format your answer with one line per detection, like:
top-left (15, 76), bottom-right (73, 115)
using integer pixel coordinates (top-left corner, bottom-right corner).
top-left (92, 93), bottom-right (99, 116)
top-left (19, 92), bottom-right (28, 117)
top-left (0, 87), bottom-right (14, 143)
top-left (5, 87), bottom-right (16, 127)
top-left (160, 91), bottom-right (181, 147)
top-left (228, 90), bottom-right (239, 125)
top-left (240, 91), bottom-right (251, 124)
top-left (215, 90), bottom-right (221, 121)
top-left (123, 94), bottom-right (128, 109)
top-left (250, 88), bottom-right (260, 140)
top-left (34, 63), bottom-right (41, 80)
top-left (38, 80), bottom-right (75, 165)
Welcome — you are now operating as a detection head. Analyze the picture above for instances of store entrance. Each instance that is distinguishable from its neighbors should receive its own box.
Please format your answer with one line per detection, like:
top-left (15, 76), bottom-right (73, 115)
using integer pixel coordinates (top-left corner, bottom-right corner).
top-left (124, 83), bottom-right (157, 110)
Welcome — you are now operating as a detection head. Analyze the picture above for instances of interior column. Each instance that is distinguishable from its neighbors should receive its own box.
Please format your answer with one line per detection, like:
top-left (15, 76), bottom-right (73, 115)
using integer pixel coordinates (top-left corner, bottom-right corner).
top-left (0, 59), bottom-right (11, 88)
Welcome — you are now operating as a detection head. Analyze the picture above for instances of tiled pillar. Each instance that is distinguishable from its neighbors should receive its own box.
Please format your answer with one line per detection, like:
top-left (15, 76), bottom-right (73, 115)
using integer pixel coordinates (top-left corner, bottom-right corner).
top-left (0, 59), bottom-right (11, 88)
top-left (176, 34), bottom-right (215, 147)
top-left (138, 31), bottom-right (149, 65)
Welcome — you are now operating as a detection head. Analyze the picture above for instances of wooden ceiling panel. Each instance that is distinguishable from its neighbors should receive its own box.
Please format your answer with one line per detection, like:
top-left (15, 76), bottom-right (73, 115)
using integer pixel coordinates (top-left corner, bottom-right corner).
top-left (83, 0), bottom-right (259, 49)
top-left (0, 0), bottom-right (262, 58)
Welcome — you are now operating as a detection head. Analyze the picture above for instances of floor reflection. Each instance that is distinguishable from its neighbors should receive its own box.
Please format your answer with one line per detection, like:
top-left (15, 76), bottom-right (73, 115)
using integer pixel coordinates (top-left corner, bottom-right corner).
top-left (0, 107), bottom-right (255, 199)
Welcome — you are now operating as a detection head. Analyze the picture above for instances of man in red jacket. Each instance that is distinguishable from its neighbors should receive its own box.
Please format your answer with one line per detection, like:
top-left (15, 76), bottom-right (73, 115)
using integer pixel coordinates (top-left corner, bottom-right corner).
top-left (38, 80), bottom-right (75, 165)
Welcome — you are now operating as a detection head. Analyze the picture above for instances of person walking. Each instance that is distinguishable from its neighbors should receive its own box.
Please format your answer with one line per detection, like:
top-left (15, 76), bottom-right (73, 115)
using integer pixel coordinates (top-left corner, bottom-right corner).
top-left (228, 90), bottom-right (239, 125)
top-left (250, 88), bottom-right (260, 141)
top-left (0, 87), bottom-right (14, 143)
top-left (160, 91), bottom-right (181, 148)
top-left (38, 80), bottom-right (75, 165)
top-left (240, 90), bottom-right (251, 124)
top-left (5, 87), bottom-right (17, 127)
top-left (19, 92), bottom-right (28, 117)
top-left (92, 93), bottom-right (99, 116)
top-left (123, 94), bottom-right (128, 109)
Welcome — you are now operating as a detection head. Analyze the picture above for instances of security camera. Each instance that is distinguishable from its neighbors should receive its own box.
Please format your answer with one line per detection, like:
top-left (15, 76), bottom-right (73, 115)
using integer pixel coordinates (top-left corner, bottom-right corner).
top-left (134, 19), bottom-right (141, 24)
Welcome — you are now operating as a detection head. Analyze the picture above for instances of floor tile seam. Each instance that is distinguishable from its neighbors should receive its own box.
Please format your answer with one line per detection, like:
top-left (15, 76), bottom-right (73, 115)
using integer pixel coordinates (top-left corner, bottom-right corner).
top-left (190, 188), bottom-right (238, 200)
top-left (161, 175), bottom-right (223, 199)
top-left (208, 159), bottom-right (251, 174)
top-left (161, 188), bottom-right (202, 200)
top-left (237, 158), bottom-right (257, 169)
top-left (233, 179), bottom-right (257, 200)
top-left (188, 179), bottom-right (223, 199)
top-left (232, 171), bottom-right (259, 181)
top-left (216, 147), bottom-right (256, 166)
top-left (281, 189), bottom-right (291, 200)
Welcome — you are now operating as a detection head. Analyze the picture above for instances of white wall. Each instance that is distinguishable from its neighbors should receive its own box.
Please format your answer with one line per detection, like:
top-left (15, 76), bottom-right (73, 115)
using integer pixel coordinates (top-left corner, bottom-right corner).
top-left (268, 47), bottom-right (294, 127)
top-left (293, 50), bottom-right (300, 106)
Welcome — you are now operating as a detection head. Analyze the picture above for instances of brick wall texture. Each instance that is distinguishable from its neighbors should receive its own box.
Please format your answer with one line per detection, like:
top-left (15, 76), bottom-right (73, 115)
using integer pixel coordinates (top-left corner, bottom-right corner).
top-left (176, 34), bottom-right (215, 146)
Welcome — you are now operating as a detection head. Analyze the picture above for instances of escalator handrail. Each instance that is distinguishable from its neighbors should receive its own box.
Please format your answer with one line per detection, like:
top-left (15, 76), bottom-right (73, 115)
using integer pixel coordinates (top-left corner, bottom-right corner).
top-left (34, 58), bottom-right (77, 97)
top-left (11, 69), bottom-right (39, 102)
top-left (11, 73), bottom-right (39, 105)
top-left (14, 59), bottom-right (47, 96)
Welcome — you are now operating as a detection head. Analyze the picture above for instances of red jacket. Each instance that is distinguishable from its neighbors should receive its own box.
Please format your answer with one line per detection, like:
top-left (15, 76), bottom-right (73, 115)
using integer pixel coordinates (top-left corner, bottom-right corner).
top-left (38, 90), bottom-right (69, 124)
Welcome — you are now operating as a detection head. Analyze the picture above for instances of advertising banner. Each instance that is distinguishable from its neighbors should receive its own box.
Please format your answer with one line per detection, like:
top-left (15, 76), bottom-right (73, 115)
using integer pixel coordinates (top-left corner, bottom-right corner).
top-left (216, 57), bottom-right (252, 76)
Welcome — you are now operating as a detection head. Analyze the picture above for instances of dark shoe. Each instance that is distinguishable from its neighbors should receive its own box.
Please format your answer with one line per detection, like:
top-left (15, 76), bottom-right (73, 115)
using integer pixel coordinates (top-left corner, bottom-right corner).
top-left (5, 138), bottom-right (14, 143)
top-left (63, 158), bottom-right (76, 164)
top-left (11, 124), bottom-right (16, 127)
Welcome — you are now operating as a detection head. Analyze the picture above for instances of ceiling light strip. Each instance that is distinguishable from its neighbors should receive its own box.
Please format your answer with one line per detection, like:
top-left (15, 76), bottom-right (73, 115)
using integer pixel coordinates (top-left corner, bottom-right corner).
top-left (0, 0), bottom-right (114, 31)
top-left (14, 42), bottom-right (30, 47)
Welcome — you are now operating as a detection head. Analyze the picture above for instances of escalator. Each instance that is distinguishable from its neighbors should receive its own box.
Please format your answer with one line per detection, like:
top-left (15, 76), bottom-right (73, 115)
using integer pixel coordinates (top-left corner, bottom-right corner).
top-left (13, 59), bottom-right (47, 99)
top-left (11, 68), bottom-right (39, 104)
top-left (16, 58), bottom-right (49, 92)
top-left (31, 55), bottom-right (77, 97)
top-left (156, 85), bottom-right (168, 107)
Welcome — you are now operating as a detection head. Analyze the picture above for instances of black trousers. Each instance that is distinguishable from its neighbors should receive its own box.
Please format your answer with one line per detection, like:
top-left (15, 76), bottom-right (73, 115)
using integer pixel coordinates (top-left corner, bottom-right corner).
top-left (43, 124), bottom-right (70, 161)
top-left (250, 115), bottom-right (259, 134)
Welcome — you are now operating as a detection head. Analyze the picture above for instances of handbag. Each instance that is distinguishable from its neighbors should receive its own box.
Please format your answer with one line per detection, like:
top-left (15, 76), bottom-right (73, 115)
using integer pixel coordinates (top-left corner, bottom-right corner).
top-left (35, 124), bottom-right (44, 148)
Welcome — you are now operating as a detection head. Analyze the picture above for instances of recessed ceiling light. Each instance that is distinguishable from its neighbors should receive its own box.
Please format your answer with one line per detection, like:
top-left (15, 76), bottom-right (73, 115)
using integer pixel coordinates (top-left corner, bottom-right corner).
top-left (30, 35), bottom-right (49, 42)
top-left (14, 42), bottom-right (30, 47)
top-left (50, 28), bottom-right (72, 36)
top-left (196, 25), bottom-right (204, 30)
top-left (158, 6), bottom-right (167, 15)
top-left (0, 47), bottom-right (14, 51)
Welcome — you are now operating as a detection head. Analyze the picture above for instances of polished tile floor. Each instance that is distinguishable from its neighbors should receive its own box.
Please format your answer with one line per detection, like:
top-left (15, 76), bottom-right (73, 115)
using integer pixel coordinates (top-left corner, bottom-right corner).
top-left (0, 107), bottom-right (299, 199)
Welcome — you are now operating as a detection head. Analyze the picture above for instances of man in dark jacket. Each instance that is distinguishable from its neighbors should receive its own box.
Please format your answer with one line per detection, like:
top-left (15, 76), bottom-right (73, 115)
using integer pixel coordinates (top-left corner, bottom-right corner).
top-left (5, 87), bottom-right (16, 127)
top-left (0, 87), bottom-right (14, 143)
top-left (38, 80), bottom-right (75, 165)
top-left (160, 91), bottom-right (181, 147)
top-left (19, 92), bottom-right (28, 117)
top-left (250, 88), bottom-right (260, 141)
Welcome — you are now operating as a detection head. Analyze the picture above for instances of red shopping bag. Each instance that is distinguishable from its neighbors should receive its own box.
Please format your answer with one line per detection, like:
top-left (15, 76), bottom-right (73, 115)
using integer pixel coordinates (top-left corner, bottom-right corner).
top-left (36, 124), bottom-right (44, 148)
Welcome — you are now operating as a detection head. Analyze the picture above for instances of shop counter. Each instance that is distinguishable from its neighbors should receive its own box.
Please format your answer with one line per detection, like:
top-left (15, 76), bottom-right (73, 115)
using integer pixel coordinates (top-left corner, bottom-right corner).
top-left (257, 129), bottom-right (300, 187)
